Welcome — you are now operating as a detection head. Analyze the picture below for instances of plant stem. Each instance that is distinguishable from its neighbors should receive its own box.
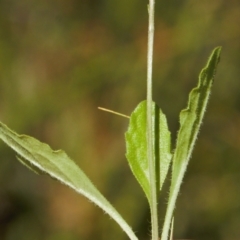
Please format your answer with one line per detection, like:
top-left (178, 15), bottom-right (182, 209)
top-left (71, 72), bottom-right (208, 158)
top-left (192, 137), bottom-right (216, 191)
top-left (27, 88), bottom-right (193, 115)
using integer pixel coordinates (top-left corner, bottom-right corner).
top-left (146, 1), bottom-right (158, 240)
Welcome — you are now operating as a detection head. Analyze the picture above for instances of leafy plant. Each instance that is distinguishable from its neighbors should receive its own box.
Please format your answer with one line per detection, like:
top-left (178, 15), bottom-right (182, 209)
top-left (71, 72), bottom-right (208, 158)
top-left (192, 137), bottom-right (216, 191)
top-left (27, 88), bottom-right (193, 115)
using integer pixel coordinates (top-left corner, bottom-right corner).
top-left (0, 1), bottom-right (221, 240)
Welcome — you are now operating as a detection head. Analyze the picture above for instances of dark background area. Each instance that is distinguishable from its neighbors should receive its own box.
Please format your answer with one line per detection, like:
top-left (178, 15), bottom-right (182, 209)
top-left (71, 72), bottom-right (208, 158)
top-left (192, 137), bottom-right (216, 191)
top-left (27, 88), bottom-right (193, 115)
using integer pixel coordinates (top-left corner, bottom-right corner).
top-left (0, 0), bottom-right (240, 239)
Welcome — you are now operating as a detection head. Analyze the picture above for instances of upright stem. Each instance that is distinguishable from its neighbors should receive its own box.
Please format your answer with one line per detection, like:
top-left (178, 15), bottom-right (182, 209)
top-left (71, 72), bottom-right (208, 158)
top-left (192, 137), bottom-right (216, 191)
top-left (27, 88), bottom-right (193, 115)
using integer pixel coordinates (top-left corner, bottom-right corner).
top-left (147, 1), bottom-right (158, 240)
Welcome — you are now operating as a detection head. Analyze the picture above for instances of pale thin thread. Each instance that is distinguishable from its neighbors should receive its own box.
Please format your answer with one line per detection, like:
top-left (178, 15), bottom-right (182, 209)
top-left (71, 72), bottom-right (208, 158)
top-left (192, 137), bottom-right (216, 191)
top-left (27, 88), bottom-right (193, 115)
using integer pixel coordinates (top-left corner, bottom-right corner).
top-left (98, 107), bottom-right (130, 119)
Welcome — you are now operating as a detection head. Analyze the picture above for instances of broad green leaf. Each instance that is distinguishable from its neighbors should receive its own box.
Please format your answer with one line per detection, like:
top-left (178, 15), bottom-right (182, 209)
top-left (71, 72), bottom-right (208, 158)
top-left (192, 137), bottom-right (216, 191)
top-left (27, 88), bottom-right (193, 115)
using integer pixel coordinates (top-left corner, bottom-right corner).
top-left (161, 47), bottom-right (222, 240)
top-left (125, 101), bottom-right (152, 201)
top-left (125, 100), bottom-right (172, 203)
top-left (0, 122), bottom-right (138, 240)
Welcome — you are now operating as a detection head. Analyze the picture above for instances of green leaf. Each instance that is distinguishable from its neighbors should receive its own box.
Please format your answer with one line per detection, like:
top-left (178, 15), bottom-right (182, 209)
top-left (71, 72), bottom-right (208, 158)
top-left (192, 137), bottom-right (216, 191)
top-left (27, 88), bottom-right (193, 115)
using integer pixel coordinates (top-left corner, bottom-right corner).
top-left (0, 122), bottom-right (138, 240)
top-left (161, 47), bottom-right (222, 240)
top-left (16, 155), bottom-right (45, 175)
top-left (125, 100), bottom-right (172, 203)
top-left (125, 101), bottom-right (151, 201)
top-left (159, 111), bottom-right (172, 191)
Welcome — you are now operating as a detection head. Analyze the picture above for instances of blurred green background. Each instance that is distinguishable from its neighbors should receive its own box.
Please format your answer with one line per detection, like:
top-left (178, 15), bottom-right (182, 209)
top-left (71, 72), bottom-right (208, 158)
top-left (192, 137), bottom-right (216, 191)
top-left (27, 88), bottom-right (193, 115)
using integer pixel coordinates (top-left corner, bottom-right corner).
top-left (0, 0), bottom-right (240, 239)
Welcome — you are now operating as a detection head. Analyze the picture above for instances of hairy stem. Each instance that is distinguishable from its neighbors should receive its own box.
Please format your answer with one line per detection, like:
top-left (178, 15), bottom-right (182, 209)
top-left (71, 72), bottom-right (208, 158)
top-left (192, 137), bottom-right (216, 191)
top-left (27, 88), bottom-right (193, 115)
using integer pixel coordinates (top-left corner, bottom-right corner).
top-left (147, 1), bottom-right (158, 240)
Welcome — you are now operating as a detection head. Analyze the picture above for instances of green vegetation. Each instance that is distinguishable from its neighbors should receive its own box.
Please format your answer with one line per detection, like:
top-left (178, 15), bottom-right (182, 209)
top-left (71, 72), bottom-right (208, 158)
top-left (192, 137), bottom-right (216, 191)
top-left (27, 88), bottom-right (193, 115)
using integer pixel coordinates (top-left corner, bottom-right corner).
top-left (0, 0), bottom-right (221, 237)
top-left (0, 47), bottom-right (221, 240)
top-left (2, 1), bottom-right (239, 240)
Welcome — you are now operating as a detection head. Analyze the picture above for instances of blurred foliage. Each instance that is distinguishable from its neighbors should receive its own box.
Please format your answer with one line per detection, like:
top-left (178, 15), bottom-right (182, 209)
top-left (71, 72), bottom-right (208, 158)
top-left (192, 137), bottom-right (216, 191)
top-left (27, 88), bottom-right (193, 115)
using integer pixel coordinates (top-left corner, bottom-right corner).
top-left (0, 0), bottom-right (240, 239)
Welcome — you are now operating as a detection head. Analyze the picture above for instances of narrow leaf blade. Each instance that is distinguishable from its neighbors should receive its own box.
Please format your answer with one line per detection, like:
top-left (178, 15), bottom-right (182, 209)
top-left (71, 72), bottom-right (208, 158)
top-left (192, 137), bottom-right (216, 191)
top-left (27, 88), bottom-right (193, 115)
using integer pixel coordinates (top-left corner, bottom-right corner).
top-left (16, 155), bottom-right (44, 175)
top-left (0, 122), bottom-right (138, 240)
top-left (173, 47), bottom-right (221, 182)
top-left (161, 47), bottom-right (222, 240)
